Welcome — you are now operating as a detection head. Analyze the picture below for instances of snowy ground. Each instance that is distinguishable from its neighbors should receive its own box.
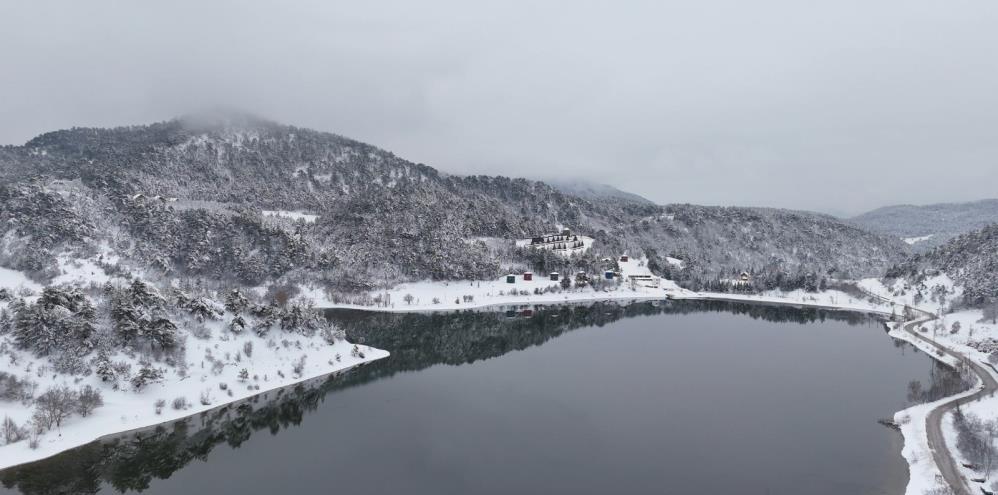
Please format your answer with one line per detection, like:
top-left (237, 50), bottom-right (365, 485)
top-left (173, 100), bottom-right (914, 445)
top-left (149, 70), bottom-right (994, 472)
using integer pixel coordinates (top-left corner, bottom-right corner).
top-left (858, 274), bottom-right (963, 313)
top-left (910, 308), bottom-right (998, 494)
top-left (670, 288), bottom-right (896, 315)
top-left (904, 235), bottom-right (935, 245)
top-left (941, 381), bottom-right (998, 492)
top-left (0, 314), bottom-right (387, 470)
top-left (859, 272), bottom-right (998, 495)
top-left (0, 265), bottom-right (387, 470)
top-left (262, 210), bottom-right (319, 223)
top-left (514, 234), bottom-right (594, 257)
top-left (0, 267), bottom-right (41, 295)
top-left (311, 257), bottom-right (678, 312)
top-left (9, 248), bottom-right (990, 493)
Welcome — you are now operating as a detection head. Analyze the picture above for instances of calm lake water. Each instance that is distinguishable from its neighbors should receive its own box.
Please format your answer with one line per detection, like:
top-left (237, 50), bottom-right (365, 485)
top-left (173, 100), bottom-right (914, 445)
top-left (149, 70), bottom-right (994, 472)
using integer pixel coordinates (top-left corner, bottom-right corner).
top-left (0, 301), bottom-right (964, 495)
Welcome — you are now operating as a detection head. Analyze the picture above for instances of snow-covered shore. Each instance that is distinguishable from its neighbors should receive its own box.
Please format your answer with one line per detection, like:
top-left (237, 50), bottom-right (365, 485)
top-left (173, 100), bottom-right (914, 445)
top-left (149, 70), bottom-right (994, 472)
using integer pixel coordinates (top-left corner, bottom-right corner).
top-left (311, 257), bottom-right (679, 312)
top-left (6, 252), bottom-right (990, 494)
top-left (0, 267), bottom-right (389, 471)
top-left (669, 287), bottom-right (896, 315)
top-left (0, 334), bottom-right (388, 470)
top-left (311, 265), bottom-right (993, 495)
top-left (688, 279), bottom-right (998, 495)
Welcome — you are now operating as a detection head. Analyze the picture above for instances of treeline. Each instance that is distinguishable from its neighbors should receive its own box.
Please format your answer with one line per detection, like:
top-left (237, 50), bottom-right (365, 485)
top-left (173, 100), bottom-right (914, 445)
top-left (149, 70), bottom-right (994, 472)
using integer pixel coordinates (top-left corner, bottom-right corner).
top-left (887, 223), bottom-right (998, 308)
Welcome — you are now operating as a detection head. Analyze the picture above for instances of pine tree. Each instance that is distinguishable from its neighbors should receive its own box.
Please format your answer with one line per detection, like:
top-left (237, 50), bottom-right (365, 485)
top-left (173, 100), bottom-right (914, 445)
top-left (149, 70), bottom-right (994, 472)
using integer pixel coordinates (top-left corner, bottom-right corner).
top-left (147, 318), bottom-right (178, 349)
top-left (229, 315), bottom-right (246, 333)
top-left (0, 308), bottom-right (11, 335)
top-left (224, 289), bottom-right (249, 315)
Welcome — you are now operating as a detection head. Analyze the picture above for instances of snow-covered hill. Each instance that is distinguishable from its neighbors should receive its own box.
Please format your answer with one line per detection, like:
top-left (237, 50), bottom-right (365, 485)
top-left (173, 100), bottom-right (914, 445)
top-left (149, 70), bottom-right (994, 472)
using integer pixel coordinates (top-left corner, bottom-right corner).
top-left (850, 199), bottom-right (998, 252)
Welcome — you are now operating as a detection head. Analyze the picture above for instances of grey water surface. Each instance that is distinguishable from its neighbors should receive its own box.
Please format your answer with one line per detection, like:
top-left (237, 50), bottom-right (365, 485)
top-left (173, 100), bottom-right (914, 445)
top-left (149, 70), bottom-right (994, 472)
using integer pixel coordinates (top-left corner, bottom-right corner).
top-left (0, 301), bottom-right (962, 495)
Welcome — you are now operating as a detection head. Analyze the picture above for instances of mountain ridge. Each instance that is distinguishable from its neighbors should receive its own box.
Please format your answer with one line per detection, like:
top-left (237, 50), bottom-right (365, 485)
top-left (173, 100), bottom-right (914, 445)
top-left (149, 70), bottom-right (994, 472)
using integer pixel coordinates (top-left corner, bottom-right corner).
top-left (1, 113), bottom-right (908, 293)
top-left (850, 199), bottom-right (998, 252)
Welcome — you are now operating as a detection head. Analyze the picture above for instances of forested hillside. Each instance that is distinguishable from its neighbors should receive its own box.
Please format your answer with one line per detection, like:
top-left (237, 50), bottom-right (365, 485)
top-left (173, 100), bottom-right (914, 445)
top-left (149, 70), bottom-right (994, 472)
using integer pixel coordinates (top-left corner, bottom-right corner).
top-left (613, 205), bottom-right (906, 291)
top-left (886, 223), bottom-right (998, 308)
top-left (850, 200), bottom-right (998, 252)
top-left (0, 111), bottom-right (908, 294)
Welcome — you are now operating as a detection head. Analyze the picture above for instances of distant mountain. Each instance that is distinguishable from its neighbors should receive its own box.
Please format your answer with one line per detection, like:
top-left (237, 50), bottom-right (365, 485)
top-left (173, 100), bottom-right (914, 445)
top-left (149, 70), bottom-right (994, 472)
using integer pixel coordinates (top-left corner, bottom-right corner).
top-left (850, 200), bottom-right (998, 252)
top-left (545, 178), bottom-right (656, 205)
top-left (887, 223), bottom-right (998, 307)
top-left (0, 111), bottom-right (907, 293)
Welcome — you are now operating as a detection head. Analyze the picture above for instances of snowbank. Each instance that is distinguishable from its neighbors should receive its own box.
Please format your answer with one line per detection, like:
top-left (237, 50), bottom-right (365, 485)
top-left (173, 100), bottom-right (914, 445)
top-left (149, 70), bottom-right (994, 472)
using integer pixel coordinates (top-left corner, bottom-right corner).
top-left (0, 320), bottom-right (387, 469)
top-left (311, 257), bottom-right (678, 312)
top-left (0, 261), bottom-right (388, 470)
top-left (670, 288), bottom-right (895, 316)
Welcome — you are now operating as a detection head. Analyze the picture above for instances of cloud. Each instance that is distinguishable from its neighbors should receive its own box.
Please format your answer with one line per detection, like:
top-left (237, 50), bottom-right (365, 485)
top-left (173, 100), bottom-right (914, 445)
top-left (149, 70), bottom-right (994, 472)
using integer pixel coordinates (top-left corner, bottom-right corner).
top-left (2, 0), bottom-right (996, 214)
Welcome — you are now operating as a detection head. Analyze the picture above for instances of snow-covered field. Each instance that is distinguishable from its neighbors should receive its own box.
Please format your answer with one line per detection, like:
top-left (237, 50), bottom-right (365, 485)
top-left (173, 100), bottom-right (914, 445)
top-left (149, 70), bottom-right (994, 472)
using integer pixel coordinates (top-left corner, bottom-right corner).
top-left (670, 288), bottom-right (896, 315)
top-left (858, 274), bottom-right (962, 313)
top-left (312, 257), bottom-right (677, 312)
top-left (514, 234), bottom-right (594, 257)
top-left (903, 234), bottom-right (935, 245)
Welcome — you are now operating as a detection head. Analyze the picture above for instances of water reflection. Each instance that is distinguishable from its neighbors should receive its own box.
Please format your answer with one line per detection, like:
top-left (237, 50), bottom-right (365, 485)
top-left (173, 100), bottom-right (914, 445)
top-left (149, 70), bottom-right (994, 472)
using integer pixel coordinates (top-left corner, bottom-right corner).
top-left (330, 300), bottom-right (875, 379)
top-left (0, 301), bottom-right (951, 494)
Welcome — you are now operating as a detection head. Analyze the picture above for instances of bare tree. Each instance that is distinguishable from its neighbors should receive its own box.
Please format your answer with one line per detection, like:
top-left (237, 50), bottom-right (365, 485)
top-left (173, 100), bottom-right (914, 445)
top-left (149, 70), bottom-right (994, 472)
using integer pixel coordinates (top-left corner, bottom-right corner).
top-left (76, 385), bottom-right (103, 417)
top-left (2, 416), bottom-right (26, 444)
top-left (34, 386), bottom-right (78, 430)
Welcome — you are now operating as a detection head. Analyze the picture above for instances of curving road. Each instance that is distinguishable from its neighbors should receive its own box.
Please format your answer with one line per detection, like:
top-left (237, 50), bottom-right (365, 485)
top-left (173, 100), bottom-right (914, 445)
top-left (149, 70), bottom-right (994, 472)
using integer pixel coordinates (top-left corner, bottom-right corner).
top-left (900, 313), bottom-right (998, 495)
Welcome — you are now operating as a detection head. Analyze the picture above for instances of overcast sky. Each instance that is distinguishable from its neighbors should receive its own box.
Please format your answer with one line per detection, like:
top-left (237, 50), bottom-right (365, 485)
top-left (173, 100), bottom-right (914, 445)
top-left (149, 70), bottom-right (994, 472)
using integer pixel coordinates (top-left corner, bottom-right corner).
top-left (2, 1), bottom-right (997, 215)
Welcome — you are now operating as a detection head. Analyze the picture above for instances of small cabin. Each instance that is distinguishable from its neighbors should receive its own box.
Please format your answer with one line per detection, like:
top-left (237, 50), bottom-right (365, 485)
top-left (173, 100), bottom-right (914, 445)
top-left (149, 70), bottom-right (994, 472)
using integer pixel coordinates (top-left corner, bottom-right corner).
top-left (619, 255), bottom-right (629, 262)
top-left (523, 272), bottom-right (533, 281)
top-left (739, 271), bottom-right (751, 283)
top-left (561, 228), bottom-right (572, 236)
top-left (506, 274), bottom-right (516, 284)
top-left (549, 272), bottom-right (560, 281)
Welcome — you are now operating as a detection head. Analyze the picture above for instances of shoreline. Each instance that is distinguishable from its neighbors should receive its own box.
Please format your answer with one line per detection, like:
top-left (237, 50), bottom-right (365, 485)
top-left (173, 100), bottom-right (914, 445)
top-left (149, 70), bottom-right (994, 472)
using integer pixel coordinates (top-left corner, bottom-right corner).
top-left (3, 282), bottom-right (977, 495)
top-left (319, 278), bottom-right (977, 495)
top-left (0, 345), bottom-right (390, 472)
top-left (674, 291), bottom-right (985, 495)
top-left (319, 291), bottom-right (671, 313)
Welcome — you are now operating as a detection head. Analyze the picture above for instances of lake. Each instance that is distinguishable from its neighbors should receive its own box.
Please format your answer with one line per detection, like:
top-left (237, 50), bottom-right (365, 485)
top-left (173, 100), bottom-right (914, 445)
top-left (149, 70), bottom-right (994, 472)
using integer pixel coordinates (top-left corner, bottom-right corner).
top-left (0, 301), bottom-right (965, 495)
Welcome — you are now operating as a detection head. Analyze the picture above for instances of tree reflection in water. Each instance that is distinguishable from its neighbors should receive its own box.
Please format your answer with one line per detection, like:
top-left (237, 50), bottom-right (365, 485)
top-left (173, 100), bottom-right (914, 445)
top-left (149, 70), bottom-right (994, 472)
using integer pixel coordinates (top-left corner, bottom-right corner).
top-left (0, 300), bottom-right (954, 494)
